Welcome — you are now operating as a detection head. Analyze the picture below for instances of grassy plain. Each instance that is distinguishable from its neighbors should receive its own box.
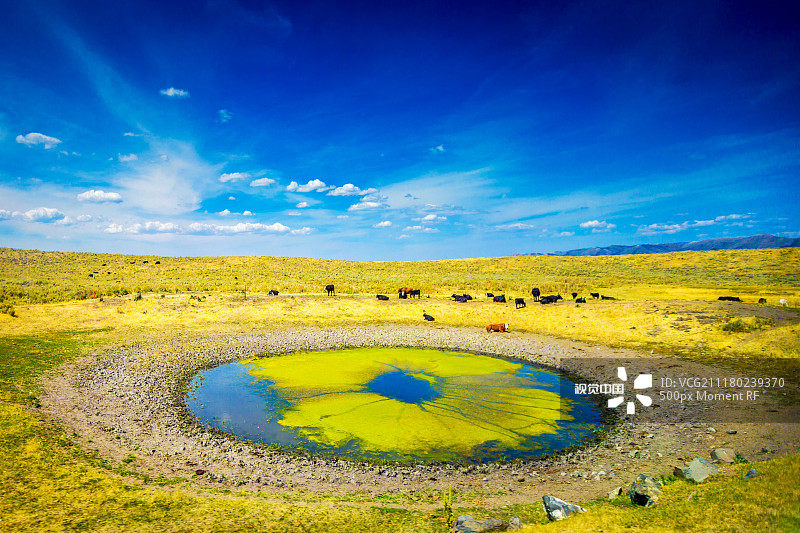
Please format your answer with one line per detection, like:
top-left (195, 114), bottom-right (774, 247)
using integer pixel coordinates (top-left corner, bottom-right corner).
top-left (0, 247), bottom-right (799, 532)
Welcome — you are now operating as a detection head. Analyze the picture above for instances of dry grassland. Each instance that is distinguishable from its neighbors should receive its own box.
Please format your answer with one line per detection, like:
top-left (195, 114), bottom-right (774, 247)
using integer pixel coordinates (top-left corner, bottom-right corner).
top-left (0, 247), bottom-right (798, 532)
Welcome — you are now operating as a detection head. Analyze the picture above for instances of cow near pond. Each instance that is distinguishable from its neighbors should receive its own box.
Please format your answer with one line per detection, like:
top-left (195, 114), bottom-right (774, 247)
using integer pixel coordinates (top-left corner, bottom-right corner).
top-left (325, 284), bottom-right (335, 296)
top-left (515, 297), bottom-right (526, 309)
top-left (531, 288), bottom-right (540, 301)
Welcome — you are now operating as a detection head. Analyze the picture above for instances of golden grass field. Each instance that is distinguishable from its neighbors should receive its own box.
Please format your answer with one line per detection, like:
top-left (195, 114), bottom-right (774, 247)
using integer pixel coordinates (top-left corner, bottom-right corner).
top-left (1, 247), bottom-right (799, 532)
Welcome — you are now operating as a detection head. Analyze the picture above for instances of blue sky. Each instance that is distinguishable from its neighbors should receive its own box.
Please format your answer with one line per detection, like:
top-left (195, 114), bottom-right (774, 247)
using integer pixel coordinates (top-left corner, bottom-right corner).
top-left (1, 0), bottom-right (798, 260)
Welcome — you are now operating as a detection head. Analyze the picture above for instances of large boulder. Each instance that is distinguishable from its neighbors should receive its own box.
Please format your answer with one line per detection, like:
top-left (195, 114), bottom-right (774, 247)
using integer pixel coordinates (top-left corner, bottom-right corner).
top-left (674, 457), bottom-right (720, 483)
top-left (628, 474), bottom-right (662, 507)
top-left (542, 495), bottom-right (587, 521)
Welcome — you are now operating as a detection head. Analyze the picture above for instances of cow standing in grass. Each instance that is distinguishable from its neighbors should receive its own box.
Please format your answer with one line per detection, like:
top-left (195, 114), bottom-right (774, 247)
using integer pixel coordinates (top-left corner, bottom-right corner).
top-left (515, 298), bottom-right (526, 309)
top-left (531, 288), bottom-right (540, 301)
top-left (486, 323), bottom-right (509, 333)
top-left (325, 284), bottom-right (335, 296)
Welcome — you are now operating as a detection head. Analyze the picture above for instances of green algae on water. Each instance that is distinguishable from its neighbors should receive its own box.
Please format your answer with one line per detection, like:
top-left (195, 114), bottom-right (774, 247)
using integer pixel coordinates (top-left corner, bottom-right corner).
top-left (189, 347), bottom-right (602, 463)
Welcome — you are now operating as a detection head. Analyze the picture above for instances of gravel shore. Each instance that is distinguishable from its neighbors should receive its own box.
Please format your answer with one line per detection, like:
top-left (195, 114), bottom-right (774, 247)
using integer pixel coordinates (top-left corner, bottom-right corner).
top-left (43, 325), bottom-right (799, 506)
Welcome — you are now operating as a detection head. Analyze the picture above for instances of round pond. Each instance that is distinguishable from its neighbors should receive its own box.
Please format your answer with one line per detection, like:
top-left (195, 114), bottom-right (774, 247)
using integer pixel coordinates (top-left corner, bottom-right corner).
top-left (185, 347), bottom-right (603, 463)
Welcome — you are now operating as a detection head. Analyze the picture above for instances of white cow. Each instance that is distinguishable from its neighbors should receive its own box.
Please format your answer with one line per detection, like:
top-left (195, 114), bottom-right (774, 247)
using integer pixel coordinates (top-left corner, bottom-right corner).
top-left (780, 298), bottom-right (788, 306)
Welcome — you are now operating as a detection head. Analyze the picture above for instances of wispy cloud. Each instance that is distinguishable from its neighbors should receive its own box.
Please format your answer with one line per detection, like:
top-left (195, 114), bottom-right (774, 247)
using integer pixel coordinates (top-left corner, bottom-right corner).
top-left (217, 109), bottom-right (233, 123)
top-left (77, 189), bottom-right (122, 203)
top-left (17, 207), bottom-right (69, 223)
top-left (296, 201), bottom-right (309, 208)
top-left (494, 222), bottom-right (535, 231)
top-left (374, 220), bottom-right (392, 227)
top-left (160, 87), bottom-right (190, 98)
top-left (118, 153), bottom-right (138, 162)
top-left (415, 214), bottom-right (447, 223)
top-left (636, 213), bottom-right (753, 236)
top-left (430, 145), bottom-right (446, 153)
top-left (187, 222), bottom-right (290, 235)
top-left (402, 225), bottom-right (438, 233)
top-left (219, 172), bottom-right (251, 183)
top-left (16, 132), bottom-right (62, 149)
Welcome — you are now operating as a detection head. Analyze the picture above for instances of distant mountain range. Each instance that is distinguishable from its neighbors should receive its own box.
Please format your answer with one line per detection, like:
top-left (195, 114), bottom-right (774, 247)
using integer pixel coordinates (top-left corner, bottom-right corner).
top-left (535, 234), bottom-right (800, 257)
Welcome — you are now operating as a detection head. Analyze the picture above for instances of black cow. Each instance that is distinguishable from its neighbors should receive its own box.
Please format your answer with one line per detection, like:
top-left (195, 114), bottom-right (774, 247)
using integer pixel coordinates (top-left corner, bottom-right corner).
top-left (410, 289), bottom-right (421, 299)
top-left (423, 313), bottom-right (435, 321)
top-left (758, 298), bottom-right (767, 304)
top-left (376, 294), bottom-right (389, 301)
top-left (590, 292), bottom-right (600, 299)
top-left (515, 297), bottom-right (526, 309)
top-left (268, 290), bottom-right (279, 296)
top-left (718, 296), bottom-right (741, 302)
top-left (325, 284), bottom-right (335, 296)
top-left (540, 294), bottom-right (562, 304)
top-left (571, 292), bottom-right (578, 299)
top-left (601, 295), bottom-right (616, 300)
top-left (155, 261), bottom-right (161, 264)
top-left (531, 288), bottom-right (541, 301)
top-left (493, 295), bottom-right (506, 303)
top-left (576, 297), bottom-right (586, 303)
top-left (486, 292), bottom-right (494, 298)
top-left (463, 294), bottom-right (473, 300)
top-left (454, 295), bottom-right (469, 303)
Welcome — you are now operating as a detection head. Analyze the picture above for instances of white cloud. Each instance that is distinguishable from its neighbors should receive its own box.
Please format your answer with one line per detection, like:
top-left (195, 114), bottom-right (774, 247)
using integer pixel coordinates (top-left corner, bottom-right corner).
top-left (374, 220), bottom-right (392, 228)
top-left (296, 201), bottom-right (309, 208)
top-left (118, 153), bottom-right (138, 162)
top-left (76, 214), bottom-right (93, 222)
top-left (337, 215), bottom-right (349, 219)
top-left (217, 109), bottom-right (233, 123)
top-left (16, 132), bottom-right (62, 149)
top-left (555, 231), bottom-right (575, 237)
top-left (402, 225), bottom-right (438, 233)
top-left (77, 189), bottom-right (122, 203)
top-left (228, 196), bottom-right (236, 200)
top-left (160, 87), bottom-right (190, 98)
top-left (242, 210), bottom-right (253, 216)
top-left (290, 227), bottom-right (313, 235)
top-left (348, 201), bottom-right (385, 211)
top-left (220, 172), bottom-right (251, 183)
top-left (187, 222), bottom-right (291, 234)
top-left (327, 183), bottom-right (378, 196)
top-left (636, 213), bottom-right (754, 236)
top-left (0, 209), bottom-right (13, 220)
top-left (249, 177), bottom-right (276, 187)
top-left (416, 214), bottom-right (447, 223)
top-left (104, 223), bottom-right (123, 233)
top-left (286, 179), bottom-right (329, 192)
top-left (19, 207), bottom-right (68, 223)
top-left (430, 145), bottom-right (446, 153)
top-left (219, 209), bottom-right (231, 216)
top-left (287, 211), bottom-right (302, 216)
top-left (495, 222), bottom-right (535, 231)
top-left (580, 220), bottom-right (617, 233)
top-left (127, 221), bottom-right (180, 234)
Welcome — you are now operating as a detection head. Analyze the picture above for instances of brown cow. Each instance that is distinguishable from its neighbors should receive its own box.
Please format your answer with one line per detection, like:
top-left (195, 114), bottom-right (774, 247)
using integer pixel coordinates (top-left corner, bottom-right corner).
top-left (486, 323), bottom-right (509, 333)
top-left (398, 287), bottom-right (414, 299)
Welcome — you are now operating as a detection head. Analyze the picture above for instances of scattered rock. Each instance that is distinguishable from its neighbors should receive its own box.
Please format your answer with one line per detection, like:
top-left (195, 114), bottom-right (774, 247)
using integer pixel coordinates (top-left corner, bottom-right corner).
top-left (744, 468), bottom-right (759, 479)
top-left (608, 486), bottom-right (623, 500)
top-left (628, 474), bottom-right (662, 507)
top-left (726, 430), bottom-right (737, 435)
top-left (710, 448), bottom-right (736, 464)
top-left (452, 515), bottom-right (509, 532)
top-left (674, 458), bottom-right (720, 483)
top-left (542, 495), bottom-right (587, 521)
top-left (508, 517), bottom-right (522, 531)
top-left (194, 469), bottom-right (206, 475)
